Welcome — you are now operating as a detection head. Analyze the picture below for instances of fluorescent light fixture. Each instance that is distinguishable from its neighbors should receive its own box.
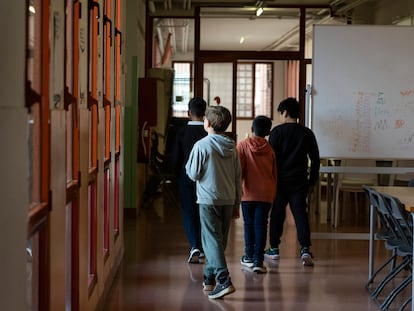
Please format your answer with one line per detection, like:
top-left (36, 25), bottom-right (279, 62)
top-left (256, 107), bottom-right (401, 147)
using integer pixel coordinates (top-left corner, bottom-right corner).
top-left (256, 7), bottom-right (263, 16)
top-left (240, 36), bottom-right (245, 44)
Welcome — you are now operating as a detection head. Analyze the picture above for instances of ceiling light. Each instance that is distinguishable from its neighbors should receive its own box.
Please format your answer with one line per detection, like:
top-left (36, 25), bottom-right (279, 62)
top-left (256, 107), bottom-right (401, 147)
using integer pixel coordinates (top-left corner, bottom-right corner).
top-left (256, 7), bottom-right (263, 16)
top-left (240, 36), bottom-right (245, 44)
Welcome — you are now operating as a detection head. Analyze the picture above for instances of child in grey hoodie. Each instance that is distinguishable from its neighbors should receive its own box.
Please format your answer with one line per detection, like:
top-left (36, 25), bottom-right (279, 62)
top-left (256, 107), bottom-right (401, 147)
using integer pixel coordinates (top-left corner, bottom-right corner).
top-left (185, 105), bottom-right (242, 300)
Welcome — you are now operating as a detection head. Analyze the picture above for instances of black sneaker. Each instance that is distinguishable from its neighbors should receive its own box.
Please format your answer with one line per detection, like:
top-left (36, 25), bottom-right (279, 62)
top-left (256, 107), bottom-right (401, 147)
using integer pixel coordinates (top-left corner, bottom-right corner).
top-left (301, 247), bottom-right (314, 267)
top-left (240, 255), bottom-right (254, 268)
top-left (252, 262), bottom-right (267, 274)
top-left (208, 278), bottom-right (235, 299)
top-left (188, 248), bottom-right (201, 264)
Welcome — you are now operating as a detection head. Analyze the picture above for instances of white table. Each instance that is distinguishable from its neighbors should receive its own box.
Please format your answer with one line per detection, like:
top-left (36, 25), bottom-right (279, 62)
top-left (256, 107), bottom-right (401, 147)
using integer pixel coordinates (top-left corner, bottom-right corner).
top-left (317, 166), bottom-right (414, 223)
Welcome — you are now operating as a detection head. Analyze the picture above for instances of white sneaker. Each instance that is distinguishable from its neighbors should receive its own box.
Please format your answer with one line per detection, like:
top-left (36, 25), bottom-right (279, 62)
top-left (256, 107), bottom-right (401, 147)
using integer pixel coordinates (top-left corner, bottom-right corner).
top-left (301, 248), bottom-right (314, 267)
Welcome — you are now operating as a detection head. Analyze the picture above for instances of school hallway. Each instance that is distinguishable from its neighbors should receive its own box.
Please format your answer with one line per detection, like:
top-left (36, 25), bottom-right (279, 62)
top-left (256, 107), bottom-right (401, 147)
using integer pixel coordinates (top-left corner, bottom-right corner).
top-left (103, 192), bottom-right (409, 311)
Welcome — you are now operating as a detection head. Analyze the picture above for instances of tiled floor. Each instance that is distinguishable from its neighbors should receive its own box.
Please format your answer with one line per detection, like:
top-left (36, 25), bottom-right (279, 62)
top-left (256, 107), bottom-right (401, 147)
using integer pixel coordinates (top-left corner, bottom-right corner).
top-left (103, 191), bottom-right (411, 310)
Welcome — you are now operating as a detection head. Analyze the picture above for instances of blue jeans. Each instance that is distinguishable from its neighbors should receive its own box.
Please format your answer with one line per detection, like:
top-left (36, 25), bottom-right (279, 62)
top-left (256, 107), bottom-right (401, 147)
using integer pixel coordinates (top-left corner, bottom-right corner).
top-left (269, 180), bottom-right (311, 248)
top-left (199, 204), bottom-right (233, 283)
top-left (179, 175), bottom-right (202, 251)
top-left (241, 201), bottom-right (271, 264)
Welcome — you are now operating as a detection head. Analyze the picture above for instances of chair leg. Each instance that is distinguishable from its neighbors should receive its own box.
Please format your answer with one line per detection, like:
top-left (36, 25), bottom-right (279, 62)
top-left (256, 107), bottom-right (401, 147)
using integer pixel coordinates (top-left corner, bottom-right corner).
top-left (353, 192), bottom-right (359, 214)
top-left (334, 189), bottom-right (340, 228)
top-left (399, 295), bottom-right (411, 311)
top-left (380, 273), bottom-right (411, 310)
top-left (366, 249), bottom-right (398, 289)
top-left (371, 256), bottom-right (411, 300)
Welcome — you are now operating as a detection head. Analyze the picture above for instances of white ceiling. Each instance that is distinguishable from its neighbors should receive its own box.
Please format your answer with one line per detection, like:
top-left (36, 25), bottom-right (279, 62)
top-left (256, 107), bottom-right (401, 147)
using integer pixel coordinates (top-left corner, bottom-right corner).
top-left (151, 0), bottom-right (413, 56)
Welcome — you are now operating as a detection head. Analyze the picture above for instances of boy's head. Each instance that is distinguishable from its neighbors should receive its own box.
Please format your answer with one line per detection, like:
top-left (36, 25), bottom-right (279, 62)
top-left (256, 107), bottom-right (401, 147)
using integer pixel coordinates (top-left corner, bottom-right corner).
top-left (205, 106), bottom-right (232, 133)
top-left (277, 97), bottom-right (300, 119)
top-left (188, 97), bottom-right (207, 119)
top-left (252, 116), bottom-right (272, 137)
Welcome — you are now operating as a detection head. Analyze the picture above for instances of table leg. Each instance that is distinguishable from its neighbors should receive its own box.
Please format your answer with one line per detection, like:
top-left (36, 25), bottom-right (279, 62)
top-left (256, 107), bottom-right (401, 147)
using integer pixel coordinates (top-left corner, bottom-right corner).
top-left (315, 177), bottom-right (320, 215)
top-left (369, 202), bottom-right (375, 281)
top-left (333, 173), bottom-right (339, 228)
top-left (327, 173), bottom-right (332, 222)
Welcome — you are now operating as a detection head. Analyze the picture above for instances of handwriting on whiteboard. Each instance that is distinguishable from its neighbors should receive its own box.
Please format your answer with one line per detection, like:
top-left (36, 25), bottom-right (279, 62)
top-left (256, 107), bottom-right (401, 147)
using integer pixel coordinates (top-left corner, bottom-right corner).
top-left (348, 89), bottom-right (414, 153)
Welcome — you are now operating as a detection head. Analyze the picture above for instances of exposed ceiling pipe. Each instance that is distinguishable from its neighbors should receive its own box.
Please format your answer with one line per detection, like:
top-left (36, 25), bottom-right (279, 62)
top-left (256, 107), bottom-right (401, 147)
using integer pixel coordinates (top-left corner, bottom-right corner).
top-left (334, 0), bottom-right (370, 15)
top-left (182, 21), bottom-right (188, 53)
top-left (157, 28), bottom-right (165, 53)
top-left (261, 20), bottom-right (311, 51)
top-left (263, 14), bottom-right (337, 51)
top-left (262, 1), bottom-right (369, 51)
top-left (167, 19), bottom-right (177, 53)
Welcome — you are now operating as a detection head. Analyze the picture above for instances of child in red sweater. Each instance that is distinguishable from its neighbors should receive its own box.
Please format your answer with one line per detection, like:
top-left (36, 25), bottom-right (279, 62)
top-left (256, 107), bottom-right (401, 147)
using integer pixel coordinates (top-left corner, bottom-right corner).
top-left (237, 116), bottom-right (277, 273)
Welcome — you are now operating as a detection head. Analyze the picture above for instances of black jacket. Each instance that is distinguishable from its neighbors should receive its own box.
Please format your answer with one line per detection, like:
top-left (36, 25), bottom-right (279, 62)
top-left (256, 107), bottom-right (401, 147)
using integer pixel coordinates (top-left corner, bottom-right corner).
top-left (269, 122), bottom-right (320, 187)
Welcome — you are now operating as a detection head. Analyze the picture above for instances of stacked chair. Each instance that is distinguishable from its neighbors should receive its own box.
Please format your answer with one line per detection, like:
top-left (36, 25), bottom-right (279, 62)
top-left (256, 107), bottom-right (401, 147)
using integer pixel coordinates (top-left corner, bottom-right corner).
top-left (363, 186), bottom-right (412, 310)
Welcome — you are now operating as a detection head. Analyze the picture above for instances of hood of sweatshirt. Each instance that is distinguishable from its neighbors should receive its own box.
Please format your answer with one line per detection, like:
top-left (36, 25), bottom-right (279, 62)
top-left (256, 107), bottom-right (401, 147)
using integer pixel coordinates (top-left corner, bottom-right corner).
top-left (208, 134), bottom-right (236, 158)
top-left (245, 136), bottom-right (272, 155)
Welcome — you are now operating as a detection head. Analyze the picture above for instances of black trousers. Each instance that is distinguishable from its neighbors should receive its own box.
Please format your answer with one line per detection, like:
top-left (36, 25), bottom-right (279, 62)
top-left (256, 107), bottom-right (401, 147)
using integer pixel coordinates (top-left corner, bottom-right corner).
top-left (269, 180), bottom-right (311, 248)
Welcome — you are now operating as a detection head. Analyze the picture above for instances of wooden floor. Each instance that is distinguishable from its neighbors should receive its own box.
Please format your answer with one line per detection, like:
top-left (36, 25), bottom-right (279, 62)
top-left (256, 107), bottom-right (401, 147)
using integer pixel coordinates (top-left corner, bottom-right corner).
top-left (103, 190), bottom-right (412, 311)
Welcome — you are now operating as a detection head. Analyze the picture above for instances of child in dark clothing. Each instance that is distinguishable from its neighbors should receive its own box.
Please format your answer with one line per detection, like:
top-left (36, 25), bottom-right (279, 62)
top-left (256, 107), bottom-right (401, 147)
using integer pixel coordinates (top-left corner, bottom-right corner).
top-left (237, 116), bottom-right (277, 273)
top-left (172, 97), bottom-right (207, 263)
top-left (265, 97), bottom-right (320, 267)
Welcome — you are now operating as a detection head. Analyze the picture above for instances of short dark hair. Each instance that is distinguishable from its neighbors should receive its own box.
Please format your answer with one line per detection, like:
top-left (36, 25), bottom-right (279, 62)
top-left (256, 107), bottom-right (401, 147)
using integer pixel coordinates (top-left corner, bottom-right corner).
top-left (205, 106), bottom-right (231, 132)
top-left (188, 97), bottom-right (207, 118)
top-left (252, 116), bottom-right (272, 137)
top-left (277, 97), bottom-right (300, 119)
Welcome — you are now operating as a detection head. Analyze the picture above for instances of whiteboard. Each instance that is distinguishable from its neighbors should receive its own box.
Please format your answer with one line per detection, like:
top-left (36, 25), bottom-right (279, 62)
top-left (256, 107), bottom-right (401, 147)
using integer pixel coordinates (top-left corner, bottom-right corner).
top-left (312, 25), bottom-right (414, 159)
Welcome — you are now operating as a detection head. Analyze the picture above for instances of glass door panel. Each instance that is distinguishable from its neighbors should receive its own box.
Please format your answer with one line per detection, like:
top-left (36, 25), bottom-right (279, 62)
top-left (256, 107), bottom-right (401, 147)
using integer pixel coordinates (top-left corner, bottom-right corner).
top-left (203, 62), bottom-right (234, 135)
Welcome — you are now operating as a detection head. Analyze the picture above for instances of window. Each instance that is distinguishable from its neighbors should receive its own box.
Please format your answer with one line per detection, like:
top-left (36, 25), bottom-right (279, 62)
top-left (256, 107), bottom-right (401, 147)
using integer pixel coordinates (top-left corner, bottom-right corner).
top-left (236, 62), bottom-right (273, 119)
top-left (172, 62), bottom-right (193, 117)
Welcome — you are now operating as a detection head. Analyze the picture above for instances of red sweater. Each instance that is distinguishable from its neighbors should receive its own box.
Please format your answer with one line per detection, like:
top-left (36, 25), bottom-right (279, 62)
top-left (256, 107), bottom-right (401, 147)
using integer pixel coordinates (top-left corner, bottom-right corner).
top-left (237, 136), bottom-right (277, 203)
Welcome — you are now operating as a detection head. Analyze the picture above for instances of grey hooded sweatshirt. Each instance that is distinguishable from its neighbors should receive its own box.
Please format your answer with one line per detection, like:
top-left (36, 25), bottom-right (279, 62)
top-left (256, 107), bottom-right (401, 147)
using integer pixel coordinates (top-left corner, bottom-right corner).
top-left (185, 133), bottom-right (242, 206)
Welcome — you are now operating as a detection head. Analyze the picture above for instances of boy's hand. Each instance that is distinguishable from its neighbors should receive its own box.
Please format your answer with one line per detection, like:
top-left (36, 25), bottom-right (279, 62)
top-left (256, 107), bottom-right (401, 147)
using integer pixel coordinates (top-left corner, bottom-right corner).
top-left (232, 204), bottom-right (240, 219)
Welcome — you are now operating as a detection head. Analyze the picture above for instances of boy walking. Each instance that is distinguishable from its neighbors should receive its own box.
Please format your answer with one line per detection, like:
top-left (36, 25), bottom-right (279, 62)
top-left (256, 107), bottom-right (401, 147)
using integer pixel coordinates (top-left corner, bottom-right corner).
top-left (172, 97), bottom-right (207, 263)
top-left (237, 116), bottom-right (277, 273)
top-left (185, 105), bottom-right (242, 299)
top-left (265, 97), bottom-right (320, 266)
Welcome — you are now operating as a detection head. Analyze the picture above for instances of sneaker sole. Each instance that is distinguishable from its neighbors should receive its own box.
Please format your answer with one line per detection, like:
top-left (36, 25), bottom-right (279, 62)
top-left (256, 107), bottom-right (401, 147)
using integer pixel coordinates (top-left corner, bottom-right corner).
top-left (264, 253), bottom-right (280, 260)
top-left (240, 260), bottom-right (254, 268)
top-left (301, 254), bottom-right (314, 267)
top-left (203, 284), bottom-right (215, 291)
top-left (208, 285), bottom-right (235, 299)
top-left (253, 267), bottom-right (267, 274)
top-left (188, 255), bottom-right (200, 264)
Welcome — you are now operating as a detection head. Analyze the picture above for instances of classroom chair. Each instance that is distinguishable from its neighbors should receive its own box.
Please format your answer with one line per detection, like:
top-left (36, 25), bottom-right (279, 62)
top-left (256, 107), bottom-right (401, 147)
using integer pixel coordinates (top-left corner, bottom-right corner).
top-left (373, 194), bottom-right (413, 310)
top-left (334, 159), bottom-right (378, 228)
